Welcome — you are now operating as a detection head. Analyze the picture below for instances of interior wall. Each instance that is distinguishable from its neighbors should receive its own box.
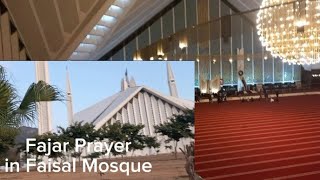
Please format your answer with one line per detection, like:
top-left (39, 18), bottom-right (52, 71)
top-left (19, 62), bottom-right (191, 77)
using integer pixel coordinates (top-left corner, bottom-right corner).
top-left (109, 0), bottom-right (301, 87)
top-left (195, 0), bottom-right (301, 87)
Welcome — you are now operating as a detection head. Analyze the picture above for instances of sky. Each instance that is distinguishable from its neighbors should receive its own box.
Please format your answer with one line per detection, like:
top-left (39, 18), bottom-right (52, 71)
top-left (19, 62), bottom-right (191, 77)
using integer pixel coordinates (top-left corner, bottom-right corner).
top-left (0, 61), bottom-right (194, 131)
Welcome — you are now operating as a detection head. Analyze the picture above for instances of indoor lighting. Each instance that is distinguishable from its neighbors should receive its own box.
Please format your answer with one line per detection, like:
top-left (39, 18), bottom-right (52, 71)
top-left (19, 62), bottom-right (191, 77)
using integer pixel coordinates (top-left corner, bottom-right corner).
top-left (179, 41), bottom-right (188, 49)
top-left (257, 0), bottom-right (320, 64)
top-left (213, 59), bottom-right (216, 64)
top-left (157, 48), bottom-right (165, 60)
top-left (70, 0), bottom-right (136, 60)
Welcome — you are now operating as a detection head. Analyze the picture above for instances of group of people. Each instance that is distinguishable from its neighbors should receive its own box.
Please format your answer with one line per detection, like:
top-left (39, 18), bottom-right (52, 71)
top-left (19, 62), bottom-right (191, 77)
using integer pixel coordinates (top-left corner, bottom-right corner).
top-left (207, 89), bottom-right (227, 104)
top-left (196, 87), bottom-right (281, 104)
top-left (260, 88), bottom-right (280, 102)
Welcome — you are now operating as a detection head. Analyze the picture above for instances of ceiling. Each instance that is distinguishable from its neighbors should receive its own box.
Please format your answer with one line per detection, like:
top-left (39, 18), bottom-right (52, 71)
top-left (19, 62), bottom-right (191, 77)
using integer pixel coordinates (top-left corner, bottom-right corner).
top-left (227, 0), bottom-right (262, 23)
top-left (3, 0), bottom-right (113, 60)
top-left (89, 0), bottom-right (173, 60)
top-left (70, 0), bottom-right (173, 60)
top-left (228, 0), bottom-right (262, 12)
top-left (3, 0), bottom-right (173, 60)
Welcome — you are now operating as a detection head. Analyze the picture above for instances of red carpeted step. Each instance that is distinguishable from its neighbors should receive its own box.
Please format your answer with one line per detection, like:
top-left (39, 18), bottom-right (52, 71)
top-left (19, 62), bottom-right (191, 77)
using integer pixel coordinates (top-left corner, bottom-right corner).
top-left (195, 95), bottom-right (320, 179)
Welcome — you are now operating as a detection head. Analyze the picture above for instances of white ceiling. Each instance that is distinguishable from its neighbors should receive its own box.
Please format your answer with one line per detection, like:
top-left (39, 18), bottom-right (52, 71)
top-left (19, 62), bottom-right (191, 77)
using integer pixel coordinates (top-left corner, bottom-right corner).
top-left (227, 0), bottom-right (263, 23)
top-left (3, 0), bottom-right (173, 60)
top-left (3, 0), bottom-right (114, 60)
top-left (91, 0), bottom-right (173, 60)
top-left (228, 0), bottom-right (262, 12)
top-left (71, 0), bottom-right (173, 60)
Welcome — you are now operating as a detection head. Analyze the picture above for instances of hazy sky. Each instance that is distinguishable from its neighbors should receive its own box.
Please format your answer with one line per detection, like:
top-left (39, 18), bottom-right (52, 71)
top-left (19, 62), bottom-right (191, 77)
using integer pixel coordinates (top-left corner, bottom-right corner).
top-left (0, 61), bottom-right (194, 130)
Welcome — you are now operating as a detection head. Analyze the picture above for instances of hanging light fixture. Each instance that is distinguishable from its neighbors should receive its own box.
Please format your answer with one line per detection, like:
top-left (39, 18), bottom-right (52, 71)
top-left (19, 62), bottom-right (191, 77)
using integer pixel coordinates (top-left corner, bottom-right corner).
top-left (257, 0), bottom-right (320, 65)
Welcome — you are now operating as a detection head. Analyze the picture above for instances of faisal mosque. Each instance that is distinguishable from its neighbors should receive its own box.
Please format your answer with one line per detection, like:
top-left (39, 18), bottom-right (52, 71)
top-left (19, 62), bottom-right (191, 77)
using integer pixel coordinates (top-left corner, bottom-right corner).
top-left (35, 61), bottom-right (194, 155)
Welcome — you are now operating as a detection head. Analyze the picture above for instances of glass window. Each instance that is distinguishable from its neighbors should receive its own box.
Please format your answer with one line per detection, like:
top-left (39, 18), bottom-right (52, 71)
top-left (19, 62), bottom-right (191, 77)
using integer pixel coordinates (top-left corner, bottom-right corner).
top-left (112, 48), bottom-right (124, 60)
top-left (186, 0), bottom-right (197, 27)
top-left (264, 57), bottom-right (273, 83)
top-left (274, 58), bottom-right (283, 82)
top-left (138, 29), bottom-right (150, 49)
top-left (174, 1), bottom-right (185, 33)
top-left (163, 9), bottom-right (174, 38)
top-left (125, 38), bottom-right (137, 60)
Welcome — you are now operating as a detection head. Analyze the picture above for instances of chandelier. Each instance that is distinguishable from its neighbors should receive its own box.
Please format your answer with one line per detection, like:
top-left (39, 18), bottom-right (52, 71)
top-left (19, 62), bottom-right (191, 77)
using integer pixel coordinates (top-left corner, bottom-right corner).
top-left (257, 0), bottom-right (320, 65)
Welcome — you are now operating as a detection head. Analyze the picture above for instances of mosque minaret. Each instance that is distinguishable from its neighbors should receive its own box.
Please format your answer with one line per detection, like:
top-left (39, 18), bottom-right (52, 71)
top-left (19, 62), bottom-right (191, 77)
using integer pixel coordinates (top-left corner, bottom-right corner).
top-left (35, 61), bottom-right (53, 135)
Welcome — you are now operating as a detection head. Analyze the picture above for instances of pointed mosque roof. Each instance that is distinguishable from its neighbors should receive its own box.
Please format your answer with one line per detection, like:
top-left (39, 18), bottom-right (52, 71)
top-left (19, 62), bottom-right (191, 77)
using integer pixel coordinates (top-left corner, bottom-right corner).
top-left (121, 69), bottom-right (136, 91)
top-left (74, 86), bottom-right (194, 129)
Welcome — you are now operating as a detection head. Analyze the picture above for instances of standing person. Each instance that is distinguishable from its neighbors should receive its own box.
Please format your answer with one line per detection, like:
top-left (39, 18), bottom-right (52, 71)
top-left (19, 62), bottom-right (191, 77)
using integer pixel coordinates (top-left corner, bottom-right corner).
top-left (195, 90), bottom-right (200, 103)
top-left (218, 90), bottom-right (223, 104)
top-left (263, 87), bottom-right (268, 102)
top-left (209, 94), bottom-right (213, 103)
top-left (259, 89), bottom-right (263, 101)
top-left (275, 89), bottom-right (280, 102)
top-left (223, 88), bottom-right (227, 102)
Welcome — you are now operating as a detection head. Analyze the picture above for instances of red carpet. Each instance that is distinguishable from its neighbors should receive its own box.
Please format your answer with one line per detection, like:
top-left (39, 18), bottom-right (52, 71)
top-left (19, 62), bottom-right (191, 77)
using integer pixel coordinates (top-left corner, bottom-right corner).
top-left (195, 95), bottom-right (320, 180)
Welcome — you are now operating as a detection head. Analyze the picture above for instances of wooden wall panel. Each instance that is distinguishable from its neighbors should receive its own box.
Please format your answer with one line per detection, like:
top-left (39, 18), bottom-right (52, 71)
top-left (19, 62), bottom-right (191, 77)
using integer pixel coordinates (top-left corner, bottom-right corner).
top-left (198, 0), bottom-right (209, 24)
top-left (5, 0), bottom-right (48, 60)
top-left (1, 12), bottom-right (12, 59)
top-left (19, 48), bottom-right (26, 60)
top-left (11, 32), bottom-right (19, 59)
top-left (0, 21), bottom-right (3, 59)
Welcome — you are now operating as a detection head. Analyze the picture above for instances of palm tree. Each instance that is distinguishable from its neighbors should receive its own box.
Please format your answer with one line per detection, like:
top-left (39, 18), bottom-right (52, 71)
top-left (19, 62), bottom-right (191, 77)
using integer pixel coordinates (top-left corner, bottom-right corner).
top-left (0, 65), bottom-right (64, 163)
top-left (0, 65), bottom-right (63, 129)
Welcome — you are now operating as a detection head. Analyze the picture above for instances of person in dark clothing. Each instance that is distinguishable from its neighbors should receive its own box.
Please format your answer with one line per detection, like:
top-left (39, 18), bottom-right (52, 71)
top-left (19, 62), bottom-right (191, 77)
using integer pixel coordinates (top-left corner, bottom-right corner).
top-left (223, 89), bottom-right (227, 102)
top-left (217, 90), bottom-right (223, 104)
top-left (209, 94), bottom-right (213, 103)
top-left (275, 89), bottom-right (280, 102)
top-left (195, 91), bottom-right (200, 103)
top-left (263, 87), bottom-right (269, 102)
top-left (195, 95), bottom-right (200, 103)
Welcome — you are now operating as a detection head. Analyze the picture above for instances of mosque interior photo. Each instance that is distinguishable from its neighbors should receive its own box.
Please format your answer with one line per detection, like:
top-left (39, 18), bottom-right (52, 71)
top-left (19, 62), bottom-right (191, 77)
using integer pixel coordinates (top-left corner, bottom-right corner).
top-left (193, 0), bottom-right (320, 179)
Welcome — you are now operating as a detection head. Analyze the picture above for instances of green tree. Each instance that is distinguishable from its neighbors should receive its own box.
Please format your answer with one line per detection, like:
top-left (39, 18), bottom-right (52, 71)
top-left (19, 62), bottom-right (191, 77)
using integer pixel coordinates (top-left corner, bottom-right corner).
top-left (122, 123), bottom-right (146, 156)
top-left (23, 133), bottom-right (65, 161)
top-left (0, 65), bottom-right (63, 164)
top-left (154, 110), bottom-right (194, 159)
top-left (144, 136), bottom-right (160, 154)
top-left (58, 122), bottom-right (99, 163)
top-left (99, 122), bottom-right (160, 157)
top-left (99, 122), bottom-right (127, 157)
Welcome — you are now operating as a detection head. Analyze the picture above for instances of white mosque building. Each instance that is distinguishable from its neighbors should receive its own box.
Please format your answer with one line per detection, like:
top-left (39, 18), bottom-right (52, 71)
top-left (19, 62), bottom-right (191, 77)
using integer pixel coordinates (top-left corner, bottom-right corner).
top-left (35, 62), bottom-right (194, 156)
top-left (73, 63), bottom-right (194, 155)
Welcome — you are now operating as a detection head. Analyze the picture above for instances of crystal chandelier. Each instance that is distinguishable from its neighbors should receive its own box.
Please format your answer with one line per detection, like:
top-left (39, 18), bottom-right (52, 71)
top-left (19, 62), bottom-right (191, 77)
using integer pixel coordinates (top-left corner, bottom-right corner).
top-left (257, 0), bottom-right (320, 65)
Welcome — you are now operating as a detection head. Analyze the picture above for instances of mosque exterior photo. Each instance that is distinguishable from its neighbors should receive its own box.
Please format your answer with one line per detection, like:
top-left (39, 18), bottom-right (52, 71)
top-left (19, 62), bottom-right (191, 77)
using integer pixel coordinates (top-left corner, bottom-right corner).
top-left (35, 62), bottom-right (194, 157)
